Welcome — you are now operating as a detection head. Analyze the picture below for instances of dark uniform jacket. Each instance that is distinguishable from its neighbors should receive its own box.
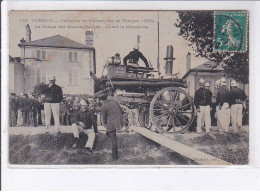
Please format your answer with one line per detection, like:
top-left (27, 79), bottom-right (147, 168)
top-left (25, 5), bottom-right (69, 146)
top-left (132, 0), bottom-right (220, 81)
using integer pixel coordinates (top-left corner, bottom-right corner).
top-left (123, 50), bottom-right (149, 67)
top-left (21, 97), bottom-right (30, 112)
top-left (216, 85), bottom-right (230, 107)
top-left (9, 98), bottom-right (18, 112)
top-left (74, 109), bottom-right (98, 132)
top-left (29, 99), bottom-right (39, 112)
top-left (101, 99), bottom-right (124, 132)
top-left (194, 88), bottom-right (212, 109)
top-left (229, 87), bottom-right (247, 105)
top-left (44, 84), bottom-right (63, 103)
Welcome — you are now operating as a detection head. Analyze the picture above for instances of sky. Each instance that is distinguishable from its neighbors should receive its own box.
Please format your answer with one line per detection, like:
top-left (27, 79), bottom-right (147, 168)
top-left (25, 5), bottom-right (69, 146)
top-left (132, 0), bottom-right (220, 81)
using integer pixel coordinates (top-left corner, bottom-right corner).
top-left (9, 11), bottom-right (208, 77)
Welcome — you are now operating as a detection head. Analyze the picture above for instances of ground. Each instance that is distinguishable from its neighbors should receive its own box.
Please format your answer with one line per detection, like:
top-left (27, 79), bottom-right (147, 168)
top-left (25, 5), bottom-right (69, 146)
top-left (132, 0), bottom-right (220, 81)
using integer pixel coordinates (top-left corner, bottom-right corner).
top-left (9, 126), bottom-right (249, 165)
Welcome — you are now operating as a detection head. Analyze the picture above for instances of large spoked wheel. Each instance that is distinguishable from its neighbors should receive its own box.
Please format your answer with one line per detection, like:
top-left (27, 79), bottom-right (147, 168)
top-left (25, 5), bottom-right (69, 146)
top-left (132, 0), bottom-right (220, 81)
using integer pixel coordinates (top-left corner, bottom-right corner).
top-left (150, 87), bottom-right (195, 133)
top-left (119, 105), bottom-right (133, 132)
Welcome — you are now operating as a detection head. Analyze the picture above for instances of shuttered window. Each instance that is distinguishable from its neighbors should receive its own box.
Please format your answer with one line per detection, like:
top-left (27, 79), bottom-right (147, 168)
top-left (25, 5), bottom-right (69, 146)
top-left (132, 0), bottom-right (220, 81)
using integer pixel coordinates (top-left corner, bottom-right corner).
top-left (37, 69), bottom-right (41, 83)
top-left (37, 51), bottom-right (41, 60)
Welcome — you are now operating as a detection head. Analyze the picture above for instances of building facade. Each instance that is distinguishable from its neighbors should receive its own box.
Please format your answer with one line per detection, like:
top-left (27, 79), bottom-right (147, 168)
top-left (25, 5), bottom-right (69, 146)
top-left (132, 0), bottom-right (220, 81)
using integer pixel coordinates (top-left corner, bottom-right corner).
top-left (9, 56), bottom-right (25, 95)
top-left (18, 26), bottom-right (96, 95)
top-left (182, 53), bottom-right (249, 98)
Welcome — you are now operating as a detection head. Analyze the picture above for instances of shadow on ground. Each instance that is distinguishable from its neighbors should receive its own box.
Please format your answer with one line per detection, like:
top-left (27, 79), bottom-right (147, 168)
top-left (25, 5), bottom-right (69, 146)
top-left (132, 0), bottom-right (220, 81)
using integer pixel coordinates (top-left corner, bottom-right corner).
top-left (9, 132), bottom-right (196, 165)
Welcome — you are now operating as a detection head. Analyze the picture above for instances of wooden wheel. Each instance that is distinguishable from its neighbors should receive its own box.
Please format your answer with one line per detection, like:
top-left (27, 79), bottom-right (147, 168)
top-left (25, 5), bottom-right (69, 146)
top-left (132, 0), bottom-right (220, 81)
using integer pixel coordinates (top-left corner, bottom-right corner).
top-left (150, 87), bottom-right (195, 133)
top-left (119, 104), bottom-right (133, 131)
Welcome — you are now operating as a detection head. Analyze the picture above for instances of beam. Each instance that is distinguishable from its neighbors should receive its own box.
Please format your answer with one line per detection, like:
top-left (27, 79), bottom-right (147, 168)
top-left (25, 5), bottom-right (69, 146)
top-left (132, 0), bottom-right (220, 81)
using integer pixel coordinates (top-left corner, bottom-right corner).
top-left (130, 126), bottom-right (231, 165)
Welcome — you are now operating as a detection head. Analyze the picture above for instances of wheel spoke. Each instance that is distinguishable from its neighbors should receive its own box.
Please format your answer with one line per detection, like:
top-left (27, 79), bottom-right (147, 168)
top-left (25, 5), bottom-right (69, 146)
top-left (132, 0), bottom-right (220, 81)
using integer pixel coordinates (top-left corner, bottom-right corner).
top-left (172, 91), bottom-right (179, 106)
top-left (177, 111), bottom-right (192, 114)
top-left (153, 112), bottom-right (168, 119)
top-left (155, 100), bottom-right (168, 109)
top-left (176, 114), bottom-right (190, 124)
top-left (159, 114), bottom-right (169, 127)
top-left (174, 115), bottom-right (184, 130)
top-left (176, 102), bottom-right (191, 110)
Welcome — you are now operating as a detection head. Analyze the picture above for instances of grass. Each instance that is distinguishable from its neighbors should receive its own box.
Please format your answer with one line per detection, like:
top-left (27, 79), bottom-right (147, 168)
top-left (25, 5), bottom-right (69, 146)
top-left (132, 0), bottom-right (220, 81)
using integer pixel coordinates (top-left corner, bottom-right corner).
top-left (9, 132), bottom-right (195, 165)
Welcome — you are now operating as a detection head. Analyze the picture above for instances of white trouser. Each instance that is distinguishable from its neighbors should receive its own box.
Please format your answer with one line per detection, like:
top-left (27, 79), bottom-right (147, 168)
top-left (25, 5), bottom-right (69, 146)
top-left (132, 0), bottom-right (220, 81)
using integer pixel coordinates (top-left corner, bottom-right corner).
top-left (41, 110), bottom-right (45, 125)
top-left (44, 103), bottom-right (60, 131)
top-left (72, 123), bottom-right (95, 149)
top-left (17, 109), bottom-right (23, 126)
top-left (215, 107), bottom-right (220, 130)
top-left (231, 104), bottom-right (243, 130)
top-left (197, 105), bottom-right (211, 133)
top-left (218, 103), bottom-right (230, 132)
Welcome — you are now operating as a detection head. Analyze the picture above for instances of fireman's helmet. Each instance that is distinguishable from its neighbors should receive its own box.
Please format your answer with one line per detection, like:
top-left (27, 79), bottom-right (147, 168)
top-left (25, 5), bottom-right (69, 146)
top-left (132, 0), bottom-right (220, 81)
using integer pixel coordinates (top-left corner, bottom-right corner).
top-left (231, 80), bottom-right (237, 87)
top-left (133, 44), bottom-right (139, 50)
top-left (205, 82), bottom-right (210, 87)
top-left (199, 78), bottom-right (205, 84)
top-left (220, 77), bottom-right (227, 85)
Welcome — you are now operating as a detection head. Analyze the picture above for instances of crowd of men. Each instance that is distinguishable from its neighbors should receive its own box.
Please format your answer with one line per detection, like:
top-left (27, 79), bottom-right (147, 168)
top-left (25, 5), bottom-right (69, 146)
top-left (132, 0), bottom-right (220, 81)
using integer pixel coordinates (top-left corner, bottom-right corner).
top-left (194, 77), bottom-right (247, 134)
top-left (9, 76), bottom-right (123, 160)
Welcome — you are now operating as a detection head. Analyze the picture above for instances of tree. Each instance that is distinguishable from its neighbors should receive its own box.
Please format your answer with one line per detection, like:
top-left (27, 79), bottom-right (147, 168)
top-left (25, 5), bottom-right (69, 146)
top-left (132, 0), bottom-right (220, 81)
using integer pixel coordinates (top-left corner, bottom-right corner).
top-left (175, 11), bottom-right (249, 84)
top-left (33, 82), bottom-right (48, 96)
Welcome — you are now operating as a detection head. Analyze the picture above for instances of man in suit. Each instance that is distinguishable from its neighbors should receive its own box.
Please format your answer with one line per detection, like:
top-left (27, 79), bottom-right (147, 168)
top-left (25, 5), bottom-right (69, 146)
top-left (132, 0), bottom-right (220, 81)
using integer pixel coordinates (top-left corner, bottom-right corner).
top-left (101, 89), bottom-right (124, 160)
top-left (216, 77), bottom-right (230, 133)
top-left (229, 80), bottom-right (247, 131)
top-left (43, 75), bottom-right (63, 133)
top-left (71, 99), bottom-right (97, 154)
top-left (194, 78), bottom-right (212, 133)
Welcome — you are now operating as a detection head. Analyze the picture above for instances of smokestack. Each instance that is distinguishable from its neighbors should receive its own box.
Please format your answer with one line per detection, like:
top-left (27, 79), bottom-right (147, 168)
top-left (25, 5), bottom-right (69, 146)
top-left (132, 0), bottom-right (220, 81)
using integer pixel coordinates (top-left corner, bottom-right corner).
top-left (164, 45), bottom-right (175, 75)
top-left (186, 52), bottom-right (191, 72)
top-left (85, 31), bottom-right (94, 47)
top-left (25, 24), bottom-right (31, 42)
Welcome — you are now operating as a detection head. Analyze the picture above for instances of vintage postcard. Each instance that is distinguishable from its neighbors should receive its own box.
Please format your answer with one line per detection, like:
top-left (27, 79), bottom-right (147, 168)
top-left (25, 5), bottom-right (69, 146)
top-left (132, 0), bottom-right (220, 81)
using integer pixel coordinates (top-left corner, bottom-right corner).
top-left (8, 10), bottom-right (249, 166)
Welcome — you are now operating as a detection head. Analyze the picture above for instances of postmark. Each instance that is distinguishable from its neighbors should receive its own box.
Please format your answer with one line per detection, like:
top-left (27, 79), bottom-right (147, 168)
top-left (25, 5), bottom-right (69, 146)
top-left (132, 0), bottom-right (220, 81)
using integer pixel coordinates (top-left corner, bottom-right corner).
top-left (214, 11), bottom-right (248, 52)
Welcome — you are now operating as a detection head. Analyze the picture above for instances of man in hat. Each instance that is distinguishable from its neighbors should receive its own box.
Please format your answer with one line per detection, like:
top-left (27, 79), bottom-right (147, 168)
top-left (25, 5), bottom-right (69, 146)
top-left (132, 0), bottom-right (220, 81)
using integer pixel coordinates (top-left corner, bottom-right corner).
top-left (9, 93), bottom-right (18, 127)
top-left (43, 75), bottom-right (63, 133)
top-left (216, 77), bottom-right (230, 133)
top-left (101, 89), bottom-right (124, 160)
top-left (123, 44), bottom-right (149, 67)
top-left (28, 94), bottom-right (38, 127)
top-left (21, 93), bottom-right (30, 127)
top-left (16, 92), bottom-right (24, 126)
top-left (214, 80), bottom-right (221, 129)
top-left (71, 99), bottom-right (97, 154)
top-left (229, 80), bottom-right (247, 131)
top-left (194, 78), bottom-right (212, 133)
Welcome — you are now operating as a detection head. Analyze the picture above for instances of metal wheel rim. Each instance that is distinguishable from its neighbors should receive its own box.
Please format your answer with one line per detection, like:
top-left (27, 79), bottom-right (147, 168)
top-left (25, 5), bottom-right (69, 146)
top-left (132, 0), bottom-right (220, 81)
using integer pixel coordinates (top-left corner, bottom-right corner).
top-left (149, 87), bottom-right (195, 133)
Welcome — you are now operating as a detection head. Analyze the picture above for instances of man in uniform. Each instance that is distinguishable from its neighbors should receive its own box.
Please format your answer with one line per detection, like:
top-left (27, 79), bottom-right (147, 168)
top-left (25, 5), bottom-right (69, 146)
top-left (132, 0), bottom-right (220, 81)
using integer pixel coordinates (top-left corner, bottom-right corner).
top-left (9, 93), bottom-right (18, 127)
top-left (101, 89), bottom-right (124, 160)
top-left (43, 75), bottom-right (63, 133)
top-left (123, 44), bottom-right (149, 67)
top-left (229, 80), bottom-right (247, 131)
top-left (16, 92), bottom-right (24, 126)
top-left (216, 77), bottom-right (230, 133)
top-left (194, 78), bottom-right (212, 133)
top-left (21, 94), bottom-right (30, 127)
top-left (71, 100), bottom-right (97, 154)
top-left (214, 80), bottom-right (221, 130)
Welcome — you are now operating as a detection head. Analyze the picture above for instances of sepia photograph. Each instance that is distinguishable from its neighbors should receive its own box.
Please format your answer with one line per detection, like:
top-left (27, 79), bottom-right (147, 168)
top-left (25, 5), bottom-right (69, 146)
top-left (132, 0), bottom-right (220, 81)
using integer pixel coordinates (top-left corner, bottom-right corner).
top-left (8, 10), bottom-right (249, 166)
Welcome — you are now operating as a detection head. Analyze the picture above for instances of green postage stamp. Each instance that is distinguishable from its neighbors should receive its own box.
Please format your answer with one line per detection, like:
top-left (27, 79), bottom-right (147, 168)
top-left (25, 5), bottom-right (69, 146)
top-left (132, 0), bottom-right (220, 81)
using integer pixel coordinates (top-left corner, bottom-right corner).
top-left (214, 11), bottom-right (248, 52)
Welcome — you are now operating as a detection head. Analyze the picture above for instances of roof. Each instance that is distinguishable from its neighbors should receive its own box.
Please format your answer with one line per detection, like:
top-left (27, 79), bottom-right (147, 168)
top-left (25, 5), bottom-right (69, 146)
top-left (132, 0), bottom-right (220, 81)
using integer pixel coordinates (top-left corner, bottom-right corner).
top-left (182, 60), bottom-right (224, 79)
top-left (18, 35), bottom-right (93, 49)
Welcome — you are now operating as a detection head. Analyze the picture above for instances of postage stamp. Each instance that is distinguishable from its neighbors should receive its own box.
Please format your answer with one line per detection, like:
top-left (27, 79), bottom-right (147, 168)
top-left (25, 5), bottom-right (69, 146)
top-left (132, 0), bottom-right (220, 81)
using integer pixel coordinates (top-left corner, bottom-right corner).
top-left (214, 11), bottom-right (248, 52)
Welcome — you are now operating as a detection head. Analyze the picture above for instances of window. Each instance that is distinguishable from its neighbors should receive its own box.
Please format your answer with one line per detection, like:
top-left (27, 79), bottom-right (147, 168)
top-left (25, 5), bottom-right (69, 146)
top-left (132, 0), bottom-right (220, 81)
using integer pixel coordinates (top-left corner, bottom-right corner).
top-left (42, 69), bottom-right (46, 83)
top-left (36, 50), bottom-right (47, 60)
top-left (37, 69), bottom-right (41, 83)
top-left (69, 70), bottom-right (73, 84)
top-left (68, 69), bottom-right (78, 85)
top-left (42, 51), bottom-right (46, 60)
top-left (68, 52), bottom-right (78, 62)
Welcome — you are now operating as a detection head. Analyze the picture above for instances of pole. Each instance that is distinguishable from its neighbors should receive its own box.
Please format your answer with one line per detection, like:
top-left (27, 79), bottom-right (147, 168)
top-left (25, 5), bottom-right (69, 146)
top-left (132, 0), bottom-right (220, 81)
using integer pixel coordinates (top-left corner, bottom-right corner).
top-left (157, 12), bottom-right (161, 77)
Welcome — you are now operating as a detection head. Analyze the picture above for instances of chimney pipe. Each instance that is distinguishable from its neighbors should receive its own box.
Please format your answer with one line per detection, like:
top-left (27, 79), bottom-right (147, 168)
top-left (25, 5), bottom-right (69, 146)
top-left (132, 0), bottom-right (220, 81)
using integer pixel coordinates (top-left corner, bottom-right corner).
top-left (25, 24), bottom-right (31, 42)
top-left (164, 45), bottom-right (175, 75)
top-left (186, 52), bottom-right (191, 72)
top-left (85, 31), bottom-right (94, 47)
